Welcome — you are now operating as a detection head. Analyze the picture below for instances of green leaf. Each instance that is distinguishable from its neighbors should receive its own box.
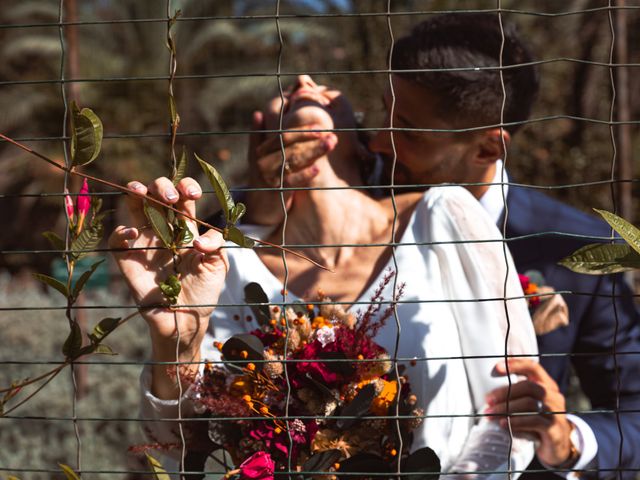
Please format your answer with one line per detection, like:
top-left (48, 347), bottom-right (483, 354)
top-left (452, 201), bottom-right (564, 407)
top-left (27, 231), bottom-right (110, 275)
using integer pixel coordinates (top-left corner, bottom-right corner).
top-left (174, 218), bottom-right (194, 247)
top-left (62, 322), bottom-right (83, 358)
top-left (59, 464), bottom-right (81, 480)
top-left (143, 201), bottom-right (173, 249)
top-left (303, 450), bottom-right (342, 477)
top-left (172, 146), bottom-right (188, 186)
top-left (93, 344), bottom-right (117, 355)
top-left (595, 209), bottom-right (640, 255)
top-left (70, 224), bottom-right (103, 261)
top-left (229, 202), bottom-right (246, 225)
top-left (145, 452), bottom-right (171, 480)
top-left (70, 101), bottom-right (103, 167)
top-left (89, 317), bottom-right (121, 344)
top-left (401, 447), bottom-right (441, 480)
top-left (335, 383), bottom-right (376, 430)
top-left (159, 275), bottom-right (181, 305)
top-left (32, 273), bottom-right (69, 297)
top-left (43, 231), bottom-right (65, 251)
top-left (195, 153), bottom-right (234, 222)
top-left (168, 96), bottom-right (179, 125)
top-left (244, 282), bottom-right (271, 326)
top-left (72, 259), bottom-right (105, 298)
top-left (337, 454), bottom-right (390, 479)
top-left (225, 225), bottom-right (255, 249)
top-left (559, 243), bottom-right (640, 274)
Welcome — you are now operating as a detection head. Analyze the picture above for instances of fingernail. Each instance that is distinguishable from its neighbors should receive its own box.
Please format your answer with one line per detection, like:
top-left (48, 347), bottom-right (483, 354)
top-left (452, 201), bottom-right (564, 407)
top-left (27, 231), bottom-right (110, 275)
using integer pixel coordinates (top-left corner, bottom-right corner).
top-left (123, 227), bottom-right (136, 237)
top-left (129, 182), bottom-right (144, 191)
top-left (165, 190), bottom-right (178, 201)
top-left (187, 187), bottom-right (201, 197)
top-left (310, 165), bottom-right (320, 176)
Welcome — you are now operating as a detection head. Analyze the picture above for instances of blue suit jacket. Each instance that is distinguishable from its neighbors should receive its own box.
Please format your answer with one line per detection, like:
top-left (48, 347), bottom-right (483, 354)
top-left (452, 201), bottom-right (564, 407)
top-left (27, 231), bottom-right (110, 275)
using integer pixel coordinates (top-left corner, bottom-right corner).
top-left (505, 186), bottom-right (640, 479)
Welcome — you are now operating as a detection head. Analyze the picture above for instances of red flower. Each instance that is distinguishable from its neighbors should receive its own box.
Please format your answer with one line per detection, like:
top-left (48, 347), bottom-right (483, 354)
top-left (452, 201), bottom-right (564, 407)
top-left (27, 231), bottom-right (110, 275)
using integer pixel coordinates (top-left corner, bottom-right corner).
top-left (295, 340), bottom-right (339, 386)
top-left (77, 179), bottom-right (90, 215)
top-left (75, 179), bottom-right (90, 234)
top-left (238, 451), bottom-right (275, 480)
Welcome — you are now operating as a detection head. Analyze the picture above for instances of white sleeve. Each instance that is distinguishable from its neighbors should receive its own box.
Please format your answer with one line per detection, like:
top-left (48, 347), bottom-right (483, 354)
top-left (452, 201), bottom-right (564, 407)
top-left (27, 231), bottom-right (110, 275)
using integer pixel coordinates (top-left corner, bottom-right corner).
top-left (424, 186), bottom-right (539, 478)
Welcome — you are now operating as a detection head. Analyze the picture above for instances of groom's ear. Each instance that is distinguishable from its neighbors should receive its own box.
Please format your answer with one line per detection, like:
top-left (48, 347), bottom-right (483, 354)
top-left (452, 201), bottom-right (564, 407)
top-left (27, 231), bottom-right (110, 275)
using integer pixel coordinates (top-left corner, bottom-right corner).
top-left (473, 128), bottom-right (510, 166)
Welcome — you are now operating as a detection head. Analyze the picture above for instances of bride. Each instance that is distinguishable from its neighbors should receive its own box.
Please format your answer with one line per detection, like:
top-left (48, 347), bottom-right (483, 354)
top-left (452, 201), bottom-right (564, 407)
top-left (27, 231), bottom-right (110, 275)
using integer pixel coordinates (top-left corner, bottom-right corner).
top-left (110, 77), bottom-right (537, 477)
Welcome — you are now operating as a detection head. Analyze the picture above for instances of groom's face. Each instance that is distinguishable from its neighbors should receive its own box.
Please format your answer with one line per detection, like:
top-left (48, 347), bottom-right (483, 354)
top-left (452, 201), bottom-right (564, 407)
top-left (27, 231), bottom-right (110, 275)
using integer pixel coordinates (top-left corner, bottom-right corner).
top-left (369, 75), bottom-right (476, 189)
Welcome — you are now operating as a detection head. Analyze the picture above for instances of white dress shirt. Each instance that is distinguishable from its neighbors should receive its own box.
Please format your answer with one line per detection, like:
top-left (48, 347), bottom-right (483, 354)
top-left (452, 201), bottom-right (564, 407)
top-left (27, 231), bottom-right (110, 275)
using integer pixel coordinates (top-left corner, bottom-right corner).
top-left (478, 161), bottom-right (598, 477)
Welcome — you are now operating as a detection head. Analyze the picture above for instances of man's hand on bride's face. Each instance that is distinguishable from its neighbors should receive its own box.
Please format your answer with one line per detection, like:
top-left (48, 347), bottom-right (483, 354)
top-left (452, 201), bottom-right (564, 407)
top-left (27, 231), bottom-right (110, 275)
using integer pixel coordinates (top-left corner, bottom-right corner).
top-left (250, 110), bottom-right (338, 188)
top-left (108, 177), bottom-right (228, 352)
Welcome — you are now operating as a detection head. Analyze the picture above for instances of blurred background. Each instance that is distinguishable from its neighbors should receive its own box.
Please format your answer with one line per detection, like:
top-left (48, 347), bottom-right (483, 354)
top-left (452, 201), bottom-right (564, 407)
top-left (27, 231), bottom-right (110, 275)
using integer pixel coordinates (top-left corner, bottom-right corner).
top-left (0, 0), bottom-right (638, 478)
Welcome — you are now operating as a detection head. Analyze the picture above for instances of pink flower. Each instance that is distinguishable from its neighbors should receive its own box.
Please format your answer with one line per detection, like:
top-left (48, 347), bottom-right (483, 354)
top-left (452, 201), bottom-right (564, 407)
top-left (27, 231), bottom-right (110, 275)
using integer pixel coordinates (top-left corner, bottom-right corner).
top-left (64, 189), bottom-right (75, 222)
top-left (238, 451), bottom-right (275, 480)
top-left (75, 179), bottom-right (90, 233)
top-left (77, 179), bottom-right (90, 216)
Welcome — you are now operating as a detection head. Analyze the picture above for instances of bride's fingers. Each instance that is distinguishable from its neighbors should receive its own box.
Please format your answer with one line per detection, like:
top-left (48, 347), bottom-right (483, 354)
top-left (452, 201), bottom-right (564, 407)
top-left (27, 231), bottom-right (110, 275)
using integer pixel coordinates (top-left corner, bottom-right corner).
top-left (108, 225), bottom-right (139, 258)
top-left (148, 177), bottom-right (180, 205)
top-left (193, 229), bottom-right (224, 255)
top-left (175, 177), bottom-right (202, 232)
top-left (124, 181), bottom-right (149, 227)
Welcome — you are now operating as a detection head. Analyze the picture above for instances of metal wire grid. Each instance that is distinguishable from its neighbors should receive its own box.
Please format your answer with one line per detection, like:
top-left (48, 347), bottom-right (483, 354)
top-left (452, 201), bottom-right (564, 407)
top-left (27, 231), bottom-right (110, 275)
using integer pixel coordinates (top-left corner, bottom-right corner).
top-left (0, 1), bottom-right (637, 478)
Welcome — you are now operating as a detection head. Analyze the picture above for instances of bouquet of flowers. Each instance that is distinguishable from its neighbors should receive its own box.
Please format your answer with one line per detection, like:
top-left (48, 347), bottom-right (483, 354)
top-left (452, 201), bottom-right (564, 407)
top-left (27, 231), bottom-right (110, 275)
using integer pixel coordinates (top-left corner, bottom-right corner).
top-left (184, 274), bottom-right (440, 480)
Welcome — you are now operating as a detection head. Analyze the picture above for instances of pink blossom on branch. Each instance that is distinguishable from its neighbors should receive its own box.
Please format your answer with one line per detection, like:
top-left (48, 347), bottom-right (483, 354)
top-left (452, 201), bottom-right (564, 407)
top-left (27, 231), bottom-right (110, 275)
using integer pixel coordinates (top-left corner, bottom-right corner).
top-left (77, 178), bottom-right (90, 216)
top-left (76, 178), bottom-right (90, 233)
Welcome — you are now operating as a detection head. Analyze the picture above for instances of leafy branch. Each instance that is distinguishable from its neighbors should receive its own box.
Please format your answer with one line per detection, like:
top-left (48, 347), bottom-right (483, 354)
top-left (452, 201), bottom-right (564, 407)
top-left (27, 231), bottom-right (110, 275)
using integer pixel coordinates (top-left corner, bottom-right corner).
top-left (0, 131), bottom-right (327, 270)
top-left (560, 209), bottom-right (640, 274)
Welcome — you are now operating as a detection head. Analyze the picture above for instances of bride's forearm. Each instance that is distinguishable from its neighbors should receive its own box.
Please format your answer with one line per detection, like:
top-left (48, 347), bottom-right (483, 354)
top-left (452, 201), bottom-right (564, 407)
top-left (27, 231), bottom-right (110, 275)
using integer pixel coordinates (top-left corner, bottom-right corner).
top-left (147, 316), bottom-right (209, 400)
top-left (150, 341), bottom-right (202, 400)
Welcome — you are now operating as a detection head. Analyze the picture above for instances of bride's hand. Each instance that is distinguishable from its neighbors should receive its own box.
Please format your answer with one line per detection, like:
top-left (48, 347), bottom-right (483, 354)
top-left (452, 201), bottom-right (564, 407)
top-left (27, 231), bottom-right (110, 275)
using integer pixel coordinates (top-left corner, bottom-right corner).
top-left (109, 177), bottom-right (228, 398)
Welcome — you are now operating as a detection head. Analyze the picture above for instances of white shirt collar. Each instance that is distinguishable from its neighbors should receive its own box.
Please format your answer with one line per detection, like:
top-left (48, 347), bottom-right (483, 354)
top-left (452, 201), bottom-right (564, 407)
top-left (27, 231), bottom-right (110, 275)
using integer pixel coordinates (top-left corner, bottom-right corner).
top-left (479, 160), bottom-right (509, 225)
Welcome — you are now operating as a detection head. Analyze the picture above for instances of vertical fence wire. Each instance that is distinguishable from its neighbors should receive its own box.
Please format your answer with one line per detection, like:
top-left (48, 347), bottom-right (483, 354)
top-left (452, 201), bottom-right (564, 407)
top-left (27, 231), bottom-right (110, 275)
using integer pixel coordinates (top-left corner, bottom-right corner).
top-left (274, 1), bottom-right (297, 477)
top-left (57, 0), bottom-right (83, 474)
top-left (607, 2), bottom-right (625, 479)
top-left (495, 2), bottom-right (515, 477)
top-left (384, 1), bottom-right (404, 477)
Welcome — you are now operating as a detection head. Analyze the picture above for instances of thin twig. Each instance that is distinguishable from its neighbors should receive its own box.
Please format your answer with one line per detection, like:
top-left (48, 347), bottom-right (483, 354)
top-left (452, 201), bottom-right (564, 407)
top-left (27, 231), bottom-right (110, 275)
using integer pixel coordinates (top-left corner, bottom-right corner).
top-left (0, 132), bottom-right (329, 271)
top-left (0, 311), bottom-right (137, 395)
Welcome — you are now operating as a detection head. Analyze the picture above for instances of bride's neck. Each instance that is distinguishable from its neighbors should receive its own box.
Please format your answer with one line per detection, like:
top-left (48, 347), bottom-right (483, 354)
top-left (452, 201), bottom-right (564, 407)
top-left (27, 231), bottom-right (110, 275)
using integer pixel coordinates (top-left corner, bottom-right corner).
top-left (279, 159), bottom-right (390, 269)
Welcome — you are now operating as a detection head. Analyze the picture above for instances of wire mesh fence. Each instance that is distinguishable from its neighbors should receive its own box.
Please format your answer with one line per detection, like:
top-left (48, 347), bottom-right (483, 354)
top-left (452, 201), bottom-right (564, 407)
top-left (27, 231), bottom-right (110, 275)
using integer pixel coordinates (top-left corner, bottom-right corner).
top-left (1, 1), bottom-right (639, 479)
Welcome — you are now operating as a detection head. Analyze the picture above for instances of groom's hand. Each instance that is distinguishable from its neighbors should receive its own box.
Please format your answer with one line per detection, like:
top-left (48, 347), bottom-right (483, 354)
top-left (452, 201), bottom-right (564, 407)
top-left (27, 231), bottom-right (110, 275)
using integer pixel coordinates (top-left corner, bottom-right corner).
top-left (486, 358), bottom-right (576, 468)
top-left (243, 109), bottom-right (337, 226)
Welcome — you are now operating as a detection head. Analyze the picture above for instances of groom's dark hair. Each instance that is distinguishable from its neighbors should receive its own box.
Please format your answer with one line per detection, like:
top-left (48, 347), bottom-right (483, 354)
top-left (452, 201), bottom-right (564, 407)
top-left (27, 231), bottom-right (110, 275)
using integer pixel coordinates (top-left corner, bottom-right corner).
top-left (391, 13), bottom-right (539, 135)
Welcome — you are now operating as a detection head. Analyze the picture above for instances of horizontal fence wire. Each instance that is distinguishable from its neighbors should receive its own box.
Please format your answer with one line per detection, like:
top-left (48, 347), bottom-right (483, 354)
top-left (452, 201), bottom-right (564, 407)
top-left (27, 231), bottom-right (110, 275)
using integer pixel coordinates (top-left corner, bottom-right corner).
top-left (1, 4), bottom-right (640, 30)
top-left (1, 1), bottom-right (638, 479)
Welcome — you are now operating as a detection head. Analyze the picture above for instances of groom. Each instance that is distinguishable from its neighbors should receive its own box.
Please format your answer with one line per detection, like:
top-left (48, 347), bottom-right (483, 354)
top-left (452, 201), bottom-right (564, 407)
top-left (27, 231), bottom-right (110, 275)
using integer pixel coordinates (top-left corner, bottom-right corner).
top-left (245, 13), bottom-right (640, 479)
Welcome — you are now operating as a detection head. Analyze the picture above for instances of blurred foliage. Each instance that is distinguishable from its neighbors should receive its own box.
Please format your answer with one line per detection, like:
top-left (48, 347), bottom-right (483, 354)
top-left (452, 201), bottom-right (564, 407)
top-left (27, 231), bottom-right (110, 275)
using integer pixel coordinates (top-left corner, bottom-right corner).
top-left (1, 0), bottom-right (637, 275)
top-left (0, 277), bottom-right (150, 479)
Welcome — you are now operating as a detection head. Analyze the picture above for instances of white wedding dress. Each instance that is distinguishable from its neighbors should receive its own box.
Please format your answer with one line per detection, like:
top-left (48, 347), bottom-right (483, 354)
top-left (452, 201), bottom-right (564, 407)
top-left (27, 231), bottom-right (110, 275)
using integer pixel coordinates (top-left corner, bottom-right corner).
top-left (140, 186), bottom-right (538, 478)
